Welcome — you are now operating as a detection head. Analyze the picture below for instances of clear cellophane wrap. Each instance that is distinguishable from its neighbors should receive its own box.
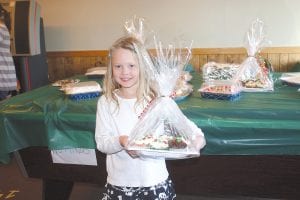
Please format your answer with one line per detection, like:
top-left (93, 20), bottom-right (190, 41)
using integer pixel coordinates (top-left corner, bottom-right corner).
top-left (173, 70), bottom-right (194, 102)
top-left (125, 17), bottom-right (201, 159)
top-left (199, 62), bottom-right (242, 101)
top-left (236, 19), bottom-right (274, 92)
top-left (202, 62), bottom-right (240, 81)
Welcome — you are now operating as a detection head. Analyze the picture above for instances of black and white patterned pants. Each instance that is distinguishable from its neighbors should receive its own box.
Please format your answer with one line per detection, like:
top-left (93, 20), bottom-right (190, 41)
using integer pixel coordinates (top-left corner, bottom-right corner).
top-left (101, 177), bottom-right (176, 200)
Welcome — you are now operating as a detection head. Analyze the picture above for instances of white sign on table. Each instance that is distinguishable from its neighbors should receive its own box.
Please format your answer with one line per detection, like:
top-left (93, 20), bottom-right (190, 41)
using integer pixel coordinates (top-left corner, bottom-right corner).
top-left (51, 148), bottom-right (97, 166)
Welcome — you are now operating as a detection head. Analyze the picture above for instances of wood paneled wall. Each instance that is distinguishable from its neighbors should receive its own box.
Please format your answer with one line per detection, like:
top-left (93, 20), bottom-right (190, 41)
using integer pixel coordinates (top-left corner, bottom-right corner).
top-left (47, 47), bottom-right (300, 82)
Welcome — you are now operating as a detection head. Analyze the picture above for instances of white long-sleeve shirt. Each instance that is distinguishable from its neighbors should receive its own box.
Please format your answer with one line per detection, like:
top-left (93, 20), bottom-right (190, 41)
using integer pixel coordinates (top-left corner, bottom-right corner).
top-left (95, 94), bottom-right (169, 187)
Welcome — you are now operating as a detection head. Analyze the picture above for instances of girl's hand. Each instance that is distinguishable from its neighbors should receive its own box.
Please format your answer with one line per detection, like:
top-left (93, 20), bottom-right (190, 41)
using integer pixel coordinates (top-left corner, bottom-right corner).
top-left (119, 135), bottom-right (129, 148)
top-left (119, 135), bottom-right (139, 158)
top-left (126, 150), bottom-right (139, 158)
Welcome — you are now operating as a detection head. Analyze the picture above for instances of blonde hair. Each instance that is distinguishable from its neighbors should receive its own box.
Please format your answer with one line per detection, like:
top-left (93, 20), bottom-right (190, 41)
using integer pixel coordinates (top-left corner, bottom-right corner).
top-left (103, 36), bottom-right (157, 107)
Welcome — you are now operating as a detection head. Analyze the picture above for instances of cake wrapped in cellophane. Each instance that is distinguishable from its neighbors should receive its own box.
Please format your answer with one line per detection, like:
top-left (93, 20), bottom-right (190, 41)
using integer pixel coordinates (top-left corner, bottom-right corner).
top-left (61, 81), bottom-right (102, 101)
top-left (125, 24), bottom-right (203, 159)
top-left (236, 18), bottom-right (274, 92)
top-left (127, 97), bottom-right (201, 159)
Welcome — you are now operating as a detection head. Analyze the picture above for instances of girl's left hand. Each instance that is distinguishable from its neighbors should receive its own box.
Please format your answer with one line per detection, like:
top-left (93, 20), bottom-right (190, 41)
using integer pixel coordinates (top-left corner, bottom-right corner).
top-left (126, 150), bottom-right (139, 158)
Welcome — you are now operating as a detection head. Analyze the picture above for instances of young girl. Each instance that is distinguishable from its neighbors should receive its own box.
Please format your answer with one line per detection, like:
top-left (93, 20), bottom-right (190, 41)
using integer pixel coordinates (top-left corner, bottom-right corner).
top-left (95, 36), bottom-right (205, 200)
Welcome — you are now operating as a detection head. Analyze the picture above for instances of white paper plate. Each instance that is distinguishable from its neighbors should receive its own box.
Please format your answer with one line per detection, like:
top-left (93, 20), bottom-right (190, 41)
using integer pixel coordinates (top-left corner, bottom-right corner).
top-left (281, 72), bottom-right (300, 77)
top-left (127, 147), bottom-right (200, 160)
top-left (280, 76), bottom-right (300, 86)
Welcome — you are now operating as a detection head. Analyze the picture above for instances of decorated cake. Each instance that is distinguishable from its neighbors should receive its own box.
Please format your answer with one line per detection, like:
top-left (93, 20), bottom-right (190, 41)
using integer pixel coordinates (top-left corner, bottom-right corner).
top-left (131, 135), bottom-right (188, 150)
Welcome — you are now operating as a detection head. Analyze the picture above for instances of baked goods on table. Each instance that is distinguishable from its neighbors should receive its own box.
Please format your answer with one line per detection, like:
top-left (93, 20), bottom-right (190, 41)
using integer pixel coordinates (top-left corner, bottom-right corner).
top-left (203, 62), bottom-right (240, 81)
top-left (173, 81), bottom-right (193, 101)
top-left (52, 79), bottom-right (80, 87)
top-left (85, 67), bottom-right (107, 78)
top-left (199, 80), bottom-right (241, 101)
top-left (58, 81), bottom-right (102, 101)
top-left (238, 19), bottom-right (273, 92)
top-left (180, 71), bottom-right (193, 82)
top-left (62, 81), bottom-right (101, 94)
top-left (201, 56), bottom-right (273, 94)
top-left (241, 79), bottom-right (265, 88)
top-left (173, 71), bottom-right (193, 102)
top-left (239, 56), bottom-right (274, 92)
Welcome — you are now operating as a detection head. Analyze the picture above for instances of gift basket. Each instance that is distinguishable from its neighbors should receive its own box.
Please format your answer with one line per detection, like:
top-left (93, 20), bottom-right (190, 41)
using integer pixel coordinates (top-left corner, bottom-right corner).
top-left (236, 18), bottom-right (274, 92)
top-left (125, 17), bottom-right (202, 159)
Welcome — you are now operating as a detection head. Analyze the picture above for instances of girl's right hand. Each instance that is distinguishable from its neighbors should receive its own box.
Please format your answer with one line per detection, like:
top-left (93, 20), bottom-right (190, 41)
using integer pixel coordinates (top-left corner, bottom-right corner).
top-left (119, 135), bottom-right (139, 158)
top-left (119, 135), bottom-right (129, 148)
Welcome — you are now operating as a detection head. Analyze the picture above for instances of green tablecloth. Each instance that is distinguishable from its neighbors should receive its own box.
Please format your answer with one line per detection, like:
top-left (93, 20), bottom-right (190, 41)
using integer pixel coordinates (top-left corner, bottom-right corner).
top-left (1, 73), bottom-right (300, 164)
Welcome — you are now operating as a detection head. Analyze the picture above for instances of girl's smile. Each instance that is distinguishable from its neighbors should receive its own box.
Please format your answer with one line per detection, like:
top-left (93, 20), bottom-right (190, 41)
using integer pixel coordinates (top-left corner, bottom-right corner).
top-left (111, 48), bottom-right (140, 98)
